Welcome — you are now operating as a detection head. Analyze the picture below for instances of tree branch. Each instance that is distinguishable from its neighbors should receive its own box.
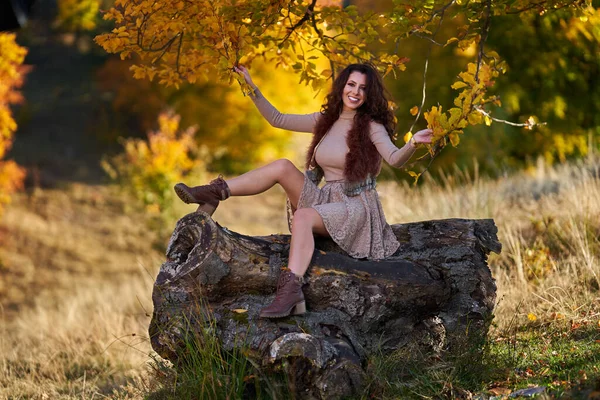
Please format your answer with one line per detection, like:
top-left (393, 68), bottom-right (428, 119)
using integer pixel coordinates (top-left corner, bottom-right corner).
top-left (475, 107), bottom-right (547, 128)
top-left (475, 0), bottom-right (492, 83)
top-left (281, 0), bottom-right (318, 43)
top-left (407, 0), bottom-right (455, 135)
top-left (175, 31), bottom-right (184, 75)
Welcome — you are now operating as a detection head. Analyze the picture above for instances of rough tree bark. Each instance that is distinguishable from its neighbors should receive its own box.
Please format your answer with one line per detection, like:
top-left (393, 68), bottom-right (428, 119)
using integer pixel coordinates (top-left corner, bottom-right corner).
top-left (149, 211), bottom-right (501, 399)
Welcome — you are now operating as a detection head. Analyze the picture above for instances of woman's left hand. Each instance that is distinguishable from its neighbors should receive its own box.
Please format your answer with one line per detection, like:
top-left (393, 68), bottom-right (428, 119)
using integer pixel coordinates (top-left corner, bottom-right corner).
top-left (410, 128), bottom-right (433, 147)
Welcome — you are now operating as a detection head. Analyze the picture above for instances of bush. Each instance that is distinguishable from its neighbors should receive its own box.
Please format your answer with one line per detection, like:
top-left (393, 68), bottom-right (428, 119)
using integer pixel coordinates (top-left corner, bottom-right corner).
top-left (103, 110), bottom-right (207, 214)
top-left (0, 33), bottom-right (27, 217)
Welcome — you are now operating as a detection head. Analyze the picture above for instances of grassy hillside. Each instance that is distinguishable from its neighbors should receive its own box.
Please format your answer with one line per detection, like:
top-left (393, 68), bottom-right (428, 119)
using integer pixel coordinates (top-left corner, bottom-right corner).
top-left (0, 184), bottom-right (162, 398)
top-left (1, 158), bottom-right (600, 398)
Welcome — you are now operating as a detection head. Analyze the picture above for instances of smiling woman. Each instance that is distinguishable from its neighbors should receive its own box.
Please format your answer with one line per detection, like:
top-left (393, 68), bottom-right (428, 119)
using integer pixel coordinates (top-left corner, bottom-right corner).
top-left (342, 72), bottom-right (367, 110)
top-left (174, 63), bottom-right (434, 319)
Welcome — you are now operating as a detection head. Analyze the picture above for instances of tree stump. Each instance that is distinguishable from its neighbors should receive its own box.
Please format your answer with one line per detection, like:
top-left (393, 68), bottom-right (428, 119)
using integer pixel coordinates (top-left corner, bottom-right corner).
top-left (149, 211), bottom-right (501, 399)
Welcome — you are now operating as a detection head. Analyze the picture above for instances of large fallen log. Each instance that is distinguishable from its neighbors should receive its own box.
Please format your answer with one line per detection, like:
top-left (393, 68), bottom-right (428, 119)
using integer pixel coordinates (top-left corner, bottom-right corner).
top-left (149, 211), bottom-right (501, 399)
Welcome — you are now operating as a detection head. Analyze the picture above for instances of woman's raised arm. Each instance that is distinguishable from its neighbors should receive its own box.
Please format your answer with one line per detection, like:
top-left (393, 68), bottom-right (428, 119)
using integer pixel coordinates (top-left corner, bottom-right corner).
top-left (235, 65), bottom-right (319, 133)
top-left (370, 123), bottom-right (433, 168)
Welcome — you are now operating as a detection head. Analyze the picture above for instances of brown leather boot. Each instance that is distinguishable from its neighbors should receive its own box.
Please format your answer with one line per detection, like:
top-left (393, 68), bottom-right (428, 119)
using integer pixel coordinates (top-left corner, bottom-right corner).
top-left (174, 175), bottom-right (231, 215)
top-left (259, 270), bottom-right (306, 319)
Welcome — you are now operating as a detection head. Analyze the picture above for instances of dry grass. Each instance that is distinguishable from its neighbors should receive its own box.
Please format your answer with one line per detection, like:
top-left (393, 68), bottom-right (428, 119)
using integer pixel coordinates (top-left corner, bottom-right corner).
top-left (1, 157), bottom-right (600, 398)
top-left (0, 184), bottom-right (162, 399)
top-left (378, 158), bottom-right (600, 329)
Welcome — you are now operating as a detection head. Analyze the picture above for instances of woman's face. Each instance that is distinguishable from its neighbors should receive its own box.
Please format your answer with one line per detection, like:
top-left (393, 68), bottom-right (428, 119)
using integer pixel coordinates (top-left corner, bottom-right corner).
top-left (342, 71), bottom-right (367, 112)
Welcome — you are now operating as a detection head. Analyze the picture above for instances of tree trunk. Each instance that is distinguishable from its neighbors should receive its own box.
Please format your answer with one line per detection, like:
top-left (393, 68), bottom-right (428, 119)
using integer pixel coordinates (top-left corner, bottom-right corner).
top-left (149, 211), bottom-right (501, 399)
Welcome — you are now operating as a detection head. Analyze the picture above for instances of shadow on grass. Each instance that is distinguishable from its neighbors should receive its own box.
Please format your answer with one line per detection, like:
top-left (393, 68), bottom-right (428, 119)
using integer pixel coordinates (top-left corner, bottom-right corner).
top-left (359, 317), bottom-right (600, 399)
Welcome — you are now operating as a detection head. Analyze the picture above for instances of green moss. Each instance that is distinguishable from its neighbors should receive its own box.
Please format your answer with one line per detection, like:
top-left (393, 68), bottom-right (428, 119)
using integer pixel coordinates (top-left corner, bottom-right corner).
top-left (231, 311), bottom-right (249, 324)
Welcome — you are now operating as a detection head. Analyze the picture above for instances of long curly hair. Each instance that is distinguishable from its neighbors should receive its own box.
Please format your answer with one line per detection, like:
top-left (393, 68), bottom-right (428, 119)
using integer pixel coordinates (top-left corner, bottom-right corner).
top-left (305, 63), bottom-right (396, 183)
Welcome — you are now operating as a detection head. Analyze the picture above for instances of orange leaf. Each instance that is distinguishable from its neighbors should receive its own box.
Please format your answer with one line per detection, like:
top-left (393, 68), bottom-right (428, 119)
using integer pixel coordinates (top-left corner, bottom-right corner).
top-left (528, 313), bottom-right (537, 321)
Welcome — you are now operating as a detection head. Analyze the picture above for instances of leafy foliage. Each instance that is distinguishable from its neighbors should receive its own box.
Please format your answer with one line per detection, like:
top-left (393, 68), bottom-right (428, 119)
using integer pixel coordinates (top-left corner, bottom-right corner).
top-left (0, 33), bottom-right (27, 217)
top-left (484, 5), bottom-right (600, 165)
top-left (55, 0), bottom-right (100, 32)
top-left (95, 55), bottom-right (323, 174)
top-left (102, 110), bottom-right (205, 213)
top-left (95, 0), bottom-right (593, 174)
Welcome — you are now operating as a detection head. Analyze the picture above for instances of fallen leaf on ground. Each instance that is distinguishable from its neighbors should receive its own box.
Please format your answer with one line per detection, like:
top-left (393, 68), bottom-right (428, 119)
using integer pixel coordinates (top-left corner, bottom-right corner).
top-left (489, 387), bottom-right (511, 396)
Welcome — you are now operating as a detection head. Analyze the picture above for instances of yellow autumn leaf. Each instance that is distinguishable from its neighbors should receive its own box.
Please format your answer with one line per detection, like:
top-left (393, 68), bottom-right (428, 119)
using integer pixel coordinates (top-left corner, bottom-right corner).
top-left (232, 309), bottom-right (248, 314)
top-left (451, 81), bottom-right (468, 90)
top-left (403, 131), bottom-right (413, 143)
top-left (409, 106), bottom-right (419, 116)
top-left (438, 113), bottom-right (449, 130)
top-left (527, 313), bottom-right (537, 321)
top-left (484, 115), bottom-right (492, 126)
top-left (448, 108), bottom-right (462, 126)
top-left (458, 70), bottom-right (475, 85)
top-left (468, 112), bottom-right (483, 125)
top-left (130, 65), bottom-right (146, 80)
top-left (448, 132), bottom-right (459, 147)
top-left (444, 37), bottom-right (459, 46)
top-left (407, 170), bottom-right (421, 184)
top-left (448, 130), bottom-right (462, 147)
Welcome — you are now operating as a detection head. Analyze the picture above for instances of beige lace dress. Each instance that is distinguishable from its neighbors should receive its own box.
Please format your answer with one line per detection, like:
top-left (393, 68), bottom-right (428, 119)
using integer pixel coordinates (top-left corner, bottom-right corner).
top-left (251, 90), bottom-right (417, 260)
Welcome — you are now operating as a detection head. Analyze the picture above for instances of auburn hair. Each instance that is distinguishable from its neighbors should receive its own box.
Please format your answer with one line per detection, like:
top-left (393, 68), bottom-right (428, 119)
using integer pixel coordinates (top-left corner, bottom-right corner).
top-left (305, 63), bottom-right (396, 183)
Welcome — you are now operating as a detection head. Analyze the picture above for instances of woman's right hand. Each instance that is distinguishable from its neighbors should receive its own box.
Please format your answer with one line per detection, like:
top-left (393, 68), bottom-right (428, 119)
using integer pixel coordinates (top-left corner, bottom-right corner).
top-left (234, 65), bottom-right (256, 89)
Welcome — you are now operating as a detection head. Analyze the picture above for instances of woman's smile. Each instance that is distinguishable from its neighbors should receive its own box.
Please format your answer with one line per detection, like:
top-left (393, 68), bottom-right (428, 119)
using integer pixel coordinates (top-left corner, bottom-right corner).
top-left (342, 71), bottom-right (367, 111)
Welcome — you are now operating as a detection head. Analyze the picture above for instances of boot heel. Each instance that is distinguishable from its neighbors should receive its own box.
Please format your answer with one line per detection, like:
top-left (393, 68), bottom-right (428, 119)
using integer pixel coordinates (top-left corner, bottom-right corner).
top-left (174, 184), bottom-right (194, 204)
top-left (292, 301), bottom-right (306, 315)
top-left (197, 203), bottom-right (217, 216)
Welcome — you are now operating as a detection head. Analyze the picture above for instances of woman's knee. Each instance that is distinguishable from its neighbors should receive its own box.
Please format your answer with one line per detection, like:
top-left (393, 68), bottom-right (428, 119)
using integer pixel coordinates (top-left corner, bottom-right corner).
top-left (292, 208), bottom-right (317, 232)
top-left (271, 159), bottom-right (297, 177)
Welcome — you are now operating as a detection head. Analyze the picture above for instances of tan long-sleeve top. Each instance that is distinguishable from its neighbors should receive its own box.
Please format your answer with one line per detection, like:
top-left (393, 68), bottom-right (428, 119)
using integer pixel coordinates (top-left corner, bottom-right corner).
top-left (251, 89), bottom-right (416, 182)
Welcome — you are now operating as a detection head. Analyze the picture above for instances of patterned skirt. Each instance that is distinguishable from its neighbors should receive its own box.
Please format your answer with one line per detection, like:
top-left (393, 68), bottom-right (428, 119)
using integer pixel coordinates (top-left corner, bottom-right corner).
top-left (287, 173), bottom-right (400, 260)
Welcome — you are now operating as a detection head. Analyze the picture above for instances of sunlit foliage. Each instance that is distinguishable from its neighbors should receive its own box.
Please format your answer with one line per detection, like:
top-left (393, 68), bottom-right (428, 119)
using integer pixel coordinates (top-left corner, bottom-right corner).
top-left (95, 0), bottom-right (592, 173)
top-left (0, 33), bottom-right (27, 217)
top-left (485, 4), bottom-right (600, 165)
top-left (95, 56), bottom-right (323, 174)
top-left (102, 110), bottom-right (205, 212)
top-left (55, 0), bottom-right (100, 32)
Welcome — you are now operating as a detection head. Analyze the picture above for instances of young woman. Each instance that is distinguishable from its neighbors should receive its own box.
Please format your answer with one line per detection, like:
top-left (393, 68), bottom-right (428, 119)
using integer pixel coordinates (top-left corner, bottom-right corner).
top-left (174, 63), bottom-right (433, 319)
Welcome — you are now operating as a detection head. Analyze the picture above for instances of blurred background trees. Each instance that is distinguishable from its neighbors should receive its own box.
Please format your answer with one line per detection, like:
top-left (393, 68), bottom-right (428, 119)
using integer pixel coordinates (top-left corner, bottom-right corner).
top-left (93, 0), bottom-right (599, 176)
top-left (0, 33), bottom-right (27, 216)
top-left (1, 0), bottom-right (599, 211)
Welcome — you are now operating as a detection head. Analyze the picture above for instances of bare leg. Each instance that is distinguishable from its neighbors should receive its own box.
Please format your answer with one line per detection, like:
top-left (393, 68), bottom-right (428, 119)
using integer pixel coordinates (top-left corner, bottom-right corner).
top-left (226, 159), bottom-right (305, 209)
top-left (228, 160), bottom-right (327, 276)
top-left (259, 207), bottom-right (328, 318)
top-left (288, 207), bottom-right (328, 276)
